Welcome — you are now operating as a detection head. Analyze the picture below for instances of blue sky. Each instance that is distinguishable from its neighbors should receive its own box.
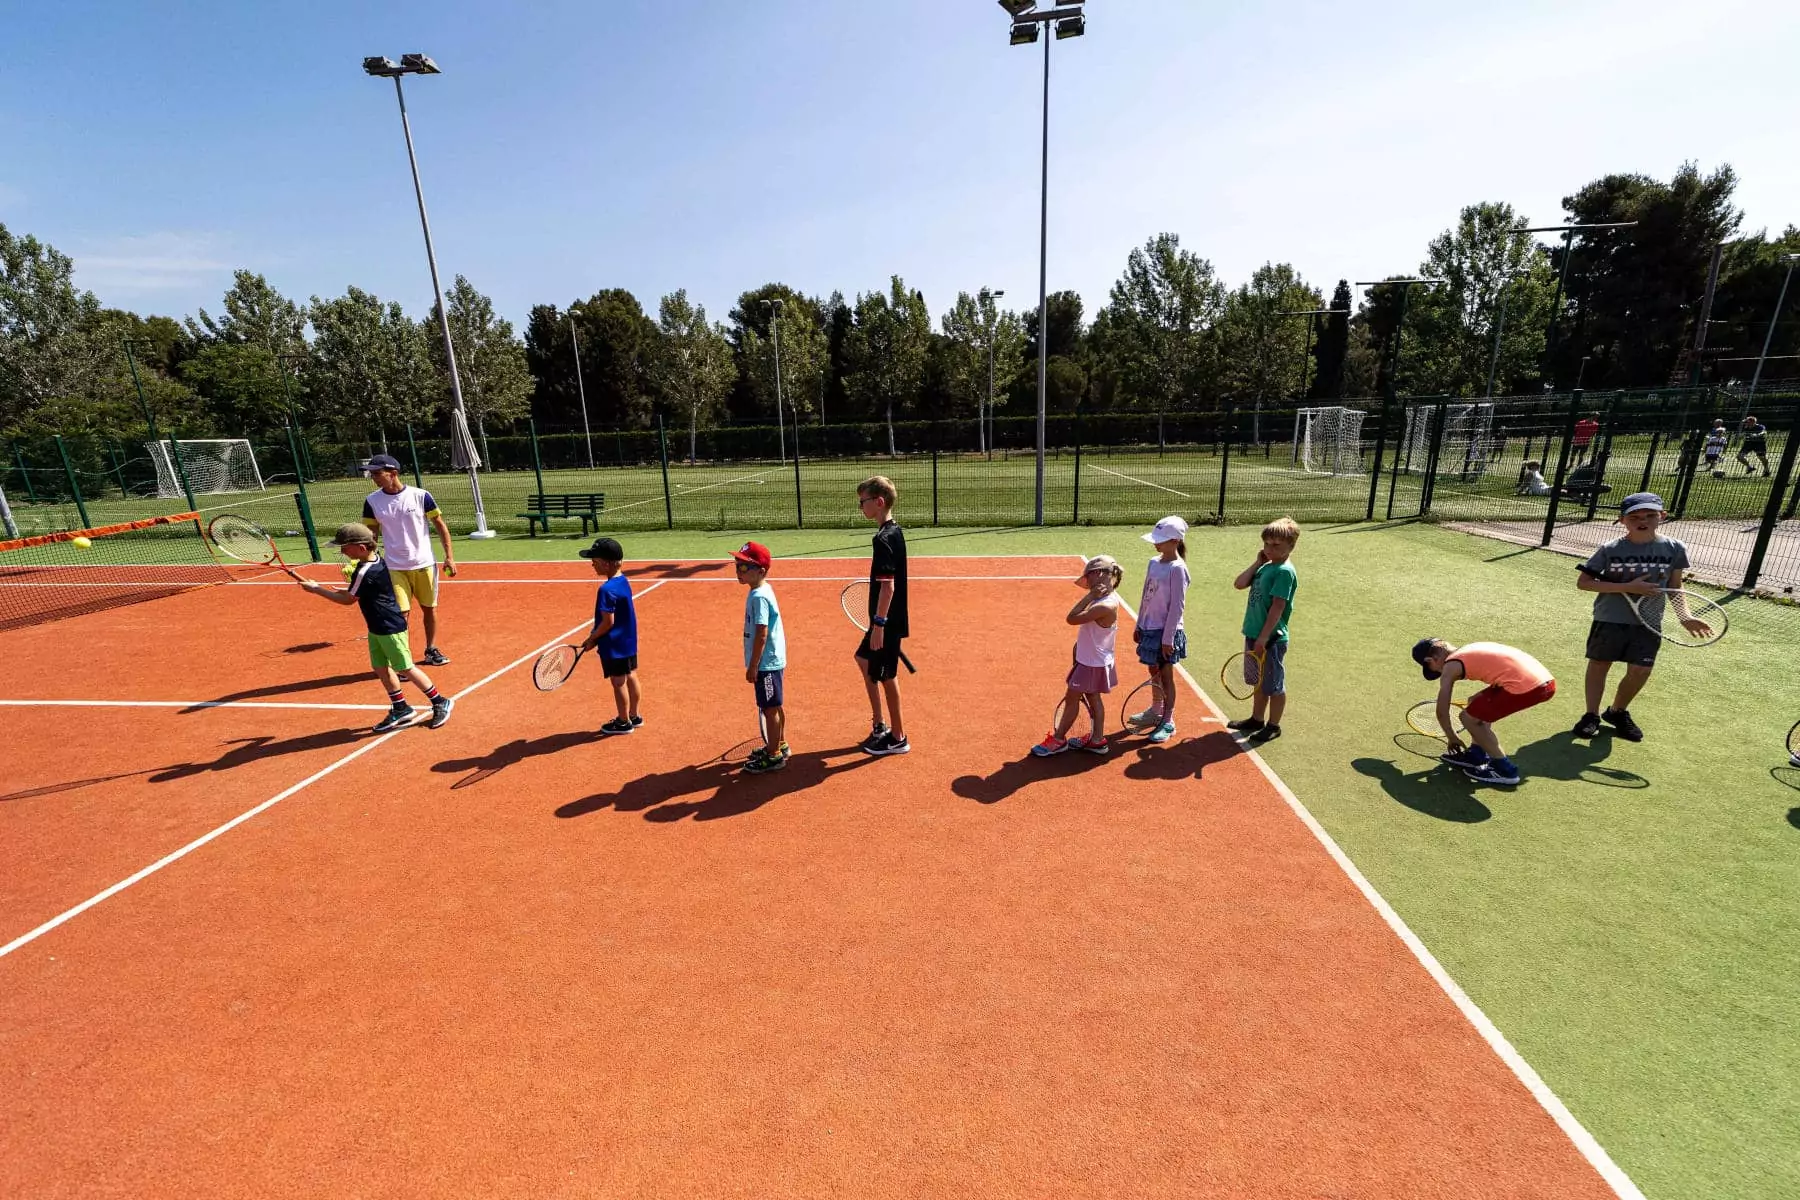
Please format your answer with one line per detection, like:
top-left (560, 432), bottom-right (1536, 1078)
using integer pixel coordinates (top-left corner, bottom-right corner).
top-left (5, 0), bottom-right (1797, 330)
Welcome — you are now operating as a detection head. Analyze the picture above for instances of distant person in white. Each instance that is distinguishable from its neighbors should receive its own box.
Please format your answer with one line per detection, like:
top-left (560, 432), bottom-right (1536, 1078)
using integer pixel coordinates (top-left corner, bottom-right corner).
top-left (1516, 460), bottom-right (1551, 497)
top-left (360, 454), bottom-right (458, 666)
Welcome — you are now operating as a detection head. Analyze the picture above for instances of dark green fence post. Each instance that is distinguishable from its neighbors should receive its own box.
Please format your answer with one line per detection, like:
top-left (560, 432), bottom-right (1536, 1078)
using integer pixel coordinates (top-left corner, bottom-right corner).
top-left (405, 421), bottom-right (424, 489)
top-left (1417, 401), bottom-right (1450, 516)
top-left (53, 435), bottom-right (92, 529)
top-left (1217, 404), bottom-right (1233, 520)
top-left (285, 417), bottom-right (322, 562)
top-left (107, 441), bottom-right (128, 497)
top-left (1540, 390), bottom-right (1583, 546)
top-left (1364, 393), bottom-right (1395, 521)
top-left (793, 423), bottom-right (805, 528)
top-left (1638, 394), bottom-right (1669, 493)
top-left (931, 424), bottom-right (940, 527)
top-left (1584, 389), bottom-right (1625, 522)
top-left (13, 445), bottom-right (39, 502)
top-left (527, 417), bottom-right (547, 500)
top-left (656, 414), bottom-right (674, 530)
top-left (1072, 405), bottom-right (1084, 523)
top-left (1743, 396), bottom-right (1800, 589)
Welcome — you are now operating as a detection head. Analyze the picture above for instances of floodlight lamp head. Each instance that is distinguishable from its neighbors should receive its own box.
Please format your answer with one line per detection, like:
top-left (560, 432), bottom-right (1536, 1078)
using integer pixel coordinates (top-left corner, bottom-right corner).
top-left (998, 0), bottom-right (1037, 15)
top-left (400, 54), bottom-right (440, 74)
top-left (1055, 14), bottom-right (1086, 39)
top-left (362, 56), bottom-right (400, 77)
top-left (1010, 21), bottom-right (1041, 45)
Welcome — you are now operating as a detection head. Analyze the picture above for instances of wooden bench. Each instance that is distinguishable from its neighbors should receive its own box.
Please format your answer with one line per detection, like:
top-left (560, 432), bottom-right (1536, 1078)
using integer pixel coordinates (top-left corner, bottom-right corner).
top-left (516, 492), bottom-right (606, 537)
top-left (1555, 465), bottom-right (1612, 504)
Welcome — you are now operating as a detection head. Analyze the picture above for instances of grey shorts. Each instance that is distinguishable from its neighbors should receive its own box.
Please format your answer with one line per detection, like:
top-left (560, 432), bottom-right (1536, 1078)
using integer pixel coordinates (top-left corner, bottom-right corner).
top-left (1586, 620), bottom-right (1660, 668)
top-left (1247, 637), bottom-right (1289, 695)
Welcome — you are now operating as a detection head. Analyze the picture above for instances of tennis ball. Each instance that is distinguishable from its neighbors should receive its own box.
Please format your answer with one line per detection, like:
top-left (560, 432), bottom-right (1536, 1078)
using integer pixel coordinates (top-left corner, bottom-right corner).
top-left (71, 536), bottom-right (92, 549)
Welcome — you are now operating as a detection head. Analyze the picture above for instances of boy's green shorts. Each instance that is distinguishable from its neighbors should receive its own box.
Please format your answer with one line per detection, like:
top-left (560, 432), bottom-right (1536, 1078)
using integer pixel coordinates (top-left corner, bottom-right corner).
top-left (367, 632), bottom-right (414, 672)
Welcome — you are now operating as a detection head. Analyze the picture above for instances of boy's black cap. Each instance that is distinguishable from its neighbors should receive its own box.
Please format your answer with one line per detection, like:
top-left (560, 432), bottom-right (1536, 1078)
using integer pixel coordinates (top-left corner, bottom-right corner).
top-left (361, 454), bottom-right (402, 472)
top-left (1412, 638), bottom-right (1444, 680)
top-left (579, 537), bottom-right (624, 562)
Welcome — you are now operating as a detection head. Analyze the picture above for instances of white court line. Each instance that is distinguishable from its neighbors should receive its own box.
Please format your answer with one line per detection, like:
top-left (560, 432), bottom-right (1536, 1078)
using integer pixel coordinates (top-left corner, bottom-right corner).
top-left (672, 468), bottom-right (779, 494)
top-left (223, 573), bottom-right (1080, 585)
top-left (0, 700), bottom-right (390, 712)
top-left (1087, 462), bottom-right (1193, 498)
top-left (1100, 561), bottom-right (1644, 1200)
top-left (0, 579), bottom-right (666, 963)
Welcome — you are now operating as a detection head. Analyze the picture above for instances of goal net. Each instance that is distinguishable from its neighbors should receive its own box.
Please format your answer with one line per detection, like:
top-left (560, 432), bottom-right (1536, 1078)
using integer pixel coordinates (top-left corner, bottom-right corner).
top-left (1293, 407), bottom-right (1367, 475)
top-left (146, 439), bottom-right (266, 498)
top-left (1398, 403), bottom-right (1494, 480)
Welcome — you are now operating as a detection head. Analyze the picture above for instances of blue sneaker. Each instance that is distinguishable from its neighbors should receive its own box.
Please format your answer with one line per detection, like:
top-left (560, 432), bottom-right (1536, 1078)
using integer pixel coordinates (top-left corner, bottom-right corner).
top-left (1464, 761), bottom-right (1521, 787)
top-left (1148, 720), bottom-right (1176, 744)
top-left (1439, 745), bottom-right (1489, 769)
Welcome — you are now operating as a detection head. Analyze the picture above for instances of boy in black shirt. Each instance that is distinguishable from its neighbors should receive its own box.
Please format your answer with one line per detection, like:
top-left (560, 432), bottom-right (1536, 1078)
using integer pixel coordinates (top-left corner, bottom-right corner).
top-left (855, 475), bottom-right (910, 755)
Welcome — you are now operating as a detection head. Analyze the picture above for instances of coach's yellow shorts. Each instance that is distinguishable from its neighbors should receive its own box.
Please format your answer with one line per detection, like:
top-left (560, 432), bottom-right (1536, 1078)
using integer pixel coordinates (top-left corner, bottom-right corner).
top-left (389, 565), bottom-right (439, 609)
top-left (367, 632), bottom-right (415, 673)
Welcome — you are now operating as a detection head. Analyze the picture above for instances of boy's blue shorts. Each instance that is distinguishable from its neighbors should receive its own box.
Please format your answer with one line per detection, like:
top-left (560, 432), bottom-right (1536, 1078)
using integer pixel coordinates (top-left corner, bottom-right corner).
top-left (1134, 627), bottom-right (1187, 667)
top-left (1248, 637), bottom-right (1288, 695)
top-left (752, 669), bottom-right (785, 711)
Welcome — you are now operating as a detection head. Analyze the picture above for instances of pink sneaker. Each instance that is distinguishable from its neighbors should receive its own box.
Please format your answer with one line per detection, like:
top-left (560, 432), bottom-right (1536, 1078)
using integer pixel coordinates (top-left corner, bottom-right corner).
top-left (1030, 731), bottom-right (1069, 757)
top-left (1069, 734), bottom-right (1110, 756)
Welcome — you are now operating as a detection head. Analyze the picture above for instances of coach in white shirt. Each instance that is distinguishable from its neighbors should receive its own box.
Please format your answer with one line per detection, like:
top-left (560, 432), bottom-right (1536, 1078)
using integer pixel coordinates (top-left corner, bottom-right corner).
top-left (361, 454), bottom-right (459, 666)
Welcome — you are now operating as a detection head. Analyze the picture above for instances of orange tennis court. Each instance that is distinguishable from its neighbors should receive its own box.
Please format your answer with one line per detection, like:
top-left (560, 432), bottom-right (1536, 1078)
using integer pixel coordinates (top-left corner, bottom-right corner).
top-left (1, 556), bottom-right (1631, 1197)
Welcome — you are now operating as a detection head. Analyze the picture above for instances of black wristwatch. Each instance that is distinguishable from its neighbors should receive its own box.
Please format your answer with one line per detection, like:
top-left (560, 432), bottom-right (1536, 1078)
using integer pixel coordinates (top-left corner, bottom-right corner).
top-left (872, 616), bottom-right (888, 627)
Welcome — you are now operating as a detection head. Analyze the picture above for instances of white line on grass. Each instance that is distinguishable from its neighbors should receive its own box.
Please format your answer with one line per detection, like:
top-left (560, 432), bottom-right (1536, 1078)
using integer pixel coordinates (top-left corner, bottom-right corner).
top-left (1086, 463), bottom-right (1193, 498)
top-left (1099, 560), bottom-right (1645, 1200)
top-left (0, 700), bottom-right (391, 711)
top-left (0, 582), bottom-right (666, 963)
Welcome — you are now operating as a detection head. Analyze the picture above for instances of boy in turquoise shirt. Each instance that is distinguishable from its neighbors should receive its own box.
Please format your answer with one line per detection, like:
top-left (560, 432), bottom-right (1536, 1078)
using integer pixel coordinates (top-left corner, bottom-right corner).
top-left (733, 541), bottom-right (789, 773)
top-left (1229, 516), bottom-right (1299, 744)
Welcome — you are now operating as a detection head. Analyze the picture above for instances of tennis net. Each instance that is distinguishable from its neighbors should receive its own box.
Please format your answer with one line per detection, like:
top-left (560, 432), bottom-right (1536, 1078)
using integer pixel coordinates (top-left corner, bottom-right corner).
top-left (0, 512), bottom-right (231, 633)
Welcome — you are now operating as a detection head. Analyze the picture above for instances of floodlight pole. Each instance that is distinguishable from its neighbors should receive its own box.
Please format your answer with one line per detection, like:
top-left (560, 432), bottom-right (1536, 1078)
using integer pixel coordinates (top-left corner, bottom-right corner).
top-left (1355, 279), bottom-right (1441, 519)
top-left (1484, 271), bottom-right (1530, 399)
top-left (981, 287), bottom-right (1005, 455)
top-left (1742, 254), bottom-right (1800, 423)
top-left (766, 299), bottom-right (786, 466)
top-left (1277, 307), bottom-right (1337, 447)
top-left (1522, 221), bottom-right (1636, 391)
top-left (1033, 27), bottom-right (1051, 524)
top-left (568, 315), bottom-right (595, 469)
top-left (368, 58), bottom-right (494, 537)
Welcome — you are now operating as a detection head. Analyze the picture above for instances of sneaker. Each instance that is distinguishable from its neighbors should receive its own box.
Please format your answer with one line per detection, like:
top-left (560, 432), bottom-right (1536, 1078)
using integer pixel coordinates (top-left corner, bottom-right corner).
top-left (1572, 712), bottom-right (1603, 739)
top-left (1127, 709), bottom-right (1162, 730)
top-left (1249, 723), bottom-right (1282, 745)
top-left (420, 646), bottom-right (450, 667)
top-left (630, 715), bottom-right (644, 728)
top-left (1031, 731), bottom-right (1070, 757)
top-left (1227, 716), bottom-right (1265, 734)
top-left (860, 722), bottom-right (890, 753)
top-left (1069, 734), bottom-right (1110, 756)
top-left (1602, 707), bottom-right (1644, 742)
top-left (1790, 753), bottom-right (1800, 769)
top-left (372, 704), bottom-right (414, 734)
top-left (600, 717), bottom-right (635, 735)
top-left (1464, 762), bottom-right (1522, 787)
top-left (744, 750), bottom-right (787, 774)
top-left (428, 696), bottom-right (454, 729)
top-left (866, 731), bottom-right (911, 757)
top-left (1439, 745), bottom-right (1489, 769)
top-left (1148, 721), bottom-right (1176, 744)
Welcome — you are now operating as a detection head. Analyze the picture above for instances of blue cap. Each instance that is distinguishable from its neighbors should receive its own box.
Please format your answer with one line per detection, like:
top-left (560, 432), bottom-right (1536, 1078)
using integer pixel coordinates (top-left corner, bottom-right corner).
top-left (361, 454), bottom-right (403, 472)
top-left (1620, 492), bottom-right (1664, 516)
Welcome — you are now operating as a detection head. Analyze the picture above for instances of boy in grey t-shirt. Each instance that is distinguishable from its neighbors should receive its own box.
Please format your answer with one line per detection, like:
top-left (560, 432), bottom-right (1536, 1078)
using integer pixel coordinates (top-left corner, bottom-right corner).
top-left (1571, 492), bottom-right (1690, 743)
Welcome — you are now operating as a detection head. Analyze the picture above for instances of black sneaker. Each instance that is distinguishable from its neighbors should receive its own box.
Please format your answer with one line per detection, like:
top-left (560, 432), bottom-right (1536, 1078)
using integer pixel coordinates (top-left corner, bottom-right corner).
top-left (630, 715), bottom-right (644, 728)
top-left (1602, 707), bottom-right (1644, 742)
top-left (744, 750), bottom-right (788, 774)
top-left (420, 646), bottom-right (450, 667)
top-left (428, 696), bottom-right (454, 729)
top-left (1227, 717), bottom-right (1265, 733)
top-left (866, 731), bottom-right (910, 757)
top-left (859, 722), bottom-right (890, 753)
top-left (373, 704), bottom-right (414, 734)
top-left (1572, 712), bottom-right (1603, 739)
top-left (600, 718), bottom-right (634, 736)
top-left (1249, 723), bottom-right (1282, 745)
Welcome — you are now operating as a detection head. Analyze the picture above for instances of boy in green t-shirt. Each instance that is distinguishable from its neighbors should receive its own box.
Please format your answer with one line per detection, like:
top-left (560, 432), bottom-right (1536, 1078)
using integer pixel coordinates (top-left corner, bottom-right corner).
top-left (1228, 516), bottom-right (1299, 744)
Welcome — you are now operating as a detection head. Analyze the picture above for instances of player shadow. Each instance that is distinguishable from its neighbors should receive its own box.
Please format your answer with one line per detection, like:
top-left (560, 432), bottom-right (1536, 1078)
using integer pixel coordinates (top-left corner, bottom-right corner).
top-left (181, 672), bottom-right (373, 712)
top-left (1771, 766), bottom-right (1800, 793)
top-left (951, 747), bottom-right (1117, 805)
top-left (147, 728), bottom-right (367, 782)
top-left (1787, 808), bottom-right (1800, 831)
top-left (0, 768), bottom-right (161, 803)
top-left (1119, 729), bottom-right (1244, 783)
top-left (556, 744), bottom-right (877, 822)
top-left (431, 730), bottom-right (604, 790)
top-left (626, 562), bottom-right (726, 579)
top-left (1352, 756), bottom-right (1492, 823)
top-left (1510, 733), bottom-right (1648, 789)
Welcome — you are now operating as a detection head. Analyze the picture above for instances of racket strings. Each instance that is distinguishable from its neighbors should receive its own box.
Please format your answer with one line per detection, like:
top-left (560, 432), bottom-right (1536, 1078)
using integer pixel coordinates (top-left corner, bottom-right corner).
top-left (1221, 652), bottom-right (1263, 702)
top-left (208, 514), bottom-right (277, 565)
top-left (840, 581), bottom-right (870, 632)
top-left (533, 645), bottom-right (578, 691)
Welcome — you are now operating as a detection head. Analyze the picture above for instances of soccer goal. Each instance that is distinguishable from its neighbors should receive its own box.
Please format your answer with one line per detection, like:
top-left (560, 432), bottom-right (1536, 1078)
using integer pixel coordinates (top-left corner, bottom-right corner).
top-left (1398, 403), bottom-right (1495, 480)
top-left (1292, 407), bottom-right (1368, 475)
top-left (147, 439), bottom-right (267, 498)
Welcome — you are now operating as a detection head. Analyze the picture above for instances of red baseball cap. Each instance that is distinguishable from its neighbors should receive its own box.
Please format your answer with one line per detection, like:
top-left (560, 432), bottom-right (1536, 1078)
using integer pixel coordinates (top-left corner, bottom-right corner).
top-left (731, 541), bottom-right (772, 570)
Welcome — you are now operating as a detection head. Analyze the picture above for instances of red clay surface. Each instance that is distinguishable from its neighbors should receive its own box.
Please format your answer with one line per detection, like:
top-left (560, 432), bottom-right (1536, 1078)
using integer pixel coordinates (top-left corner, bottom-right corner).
top-left (0, 557), bottom-right (1623, 1198)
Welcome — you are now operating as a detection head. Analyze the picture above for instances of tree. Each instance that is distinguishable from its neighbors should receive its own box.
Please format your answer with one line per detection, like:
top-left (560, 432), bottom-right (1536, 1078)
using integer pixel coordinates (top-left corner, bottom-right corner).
top-left (186, 270), bottom-right (306, 357)
top-left (432, 275), bottom-right (533, 440)
top-left (1217, 262), bottom-right (1322, 404)
top-left (1090, 233), bottom-right (1225, 412)
top-left (739, 292), bottom-right (829, 430)
top-left (1309, 280), bottom-right (1353, 400)
top-left (179, 342), bottom-right (291, 434)
top-left (941, 290), bottom-right (1026, 449)
top-left (305, 287), bottom-right (437, 447)
top-left (0, 223), bottom-right (108, 432)
top-left (844, 276), bottom-right (931, 455)
top-left (647, 290), bottom-right (733, 462)
top-left (1398, 203), bottom-right (1554, 397)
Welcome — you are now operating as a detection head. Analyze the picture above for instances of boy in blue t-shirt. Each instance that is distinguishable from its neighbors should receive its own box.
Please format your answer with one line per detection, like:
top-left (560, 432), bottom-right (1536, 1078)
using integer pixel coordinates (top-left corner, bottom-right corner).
top-left (733, 541), bottom-right (788, 773)
top-left (578, 537), bottom-right (641, 735)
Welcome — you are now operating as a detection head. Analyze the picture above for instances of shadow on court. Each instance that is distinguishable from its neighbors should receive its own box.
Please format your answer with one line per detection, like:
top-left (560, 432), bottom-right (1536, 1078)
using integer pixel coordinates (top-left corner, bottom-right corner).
top-left (556, 744), bottom-right (877, 822)
top-left (1120, 730), bottom-right (1243, 783)
top-left (1358, 732), bottom-right (1650, 823)
top-left (432, 730), bottom-right (604, 790)
top-left (147, 728), bottom-right (369, 783)
top-left (182, 672), bottom-right (374, 712)
top-left (1772, 766), bottom-right (1800, 794)
top-left (1787, 807), bottom-right (1800, 830)
top-left (0, 768), bottom-right (160, 803)
top-left (1353, 757), bottom-right (1492, 824)
top-left (951, 738), bottom-right (1156, 805)
top-left (626, 562), bottom-right (727, 580)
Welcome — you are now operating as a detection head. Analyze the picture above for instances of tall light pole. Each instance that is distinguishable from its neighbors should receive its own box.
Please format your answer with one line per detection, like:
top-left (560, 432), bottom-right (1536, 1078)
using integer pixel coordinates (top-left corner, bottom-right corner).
top-left (1521, 221), bottom-right (1636, 391)
top-left (765, 299), bottom-right (787, 466)
top-left (1000, 0), bottom-right (1085, 524)
top-left (567, 314), bottom-right (595, 470)
top-left (1355, 278), bottom-right (1444, 519)
top-left (1483, 270), bottom-right (1532, 399)
top-left (362, 53), bottom-right (495, 536)
top-left (1743, 253), bottom-right (1800, 422)
top-left (980, 287), bottom-right (1006, 455)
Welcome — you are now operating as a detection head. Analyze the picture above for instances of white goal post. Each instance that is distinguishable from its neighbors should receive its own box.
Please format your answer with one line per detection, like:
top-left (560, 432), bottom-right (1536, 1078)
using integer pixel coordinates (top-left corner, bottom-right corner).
top-left (147, 439), bottom-right (266, 498)
top-left (1398, 403), bottom-right (1495, 479)
top-left (1292, 406), bottom-right (1367, 475)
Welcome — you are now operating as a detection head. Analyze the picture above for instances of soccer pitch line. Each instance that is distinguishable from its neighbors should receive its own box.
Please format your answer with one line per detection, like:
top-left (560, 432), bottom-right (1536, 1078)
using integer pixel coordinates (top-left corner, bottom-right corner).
top-left (1086, 462), bottom-right (1193, 499)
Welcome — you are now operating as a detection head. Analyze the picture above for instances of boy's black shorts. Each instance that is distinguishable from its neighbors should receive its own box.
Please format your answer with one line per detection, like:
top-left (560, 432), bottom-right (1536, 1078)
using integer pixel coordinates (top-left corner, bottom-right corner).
top-left (599, 653), bottom-right (638, 678)
top-left (856, 632), bottom-right (905, 682)
top-left (1585, 620), bottom-right (1659, 668)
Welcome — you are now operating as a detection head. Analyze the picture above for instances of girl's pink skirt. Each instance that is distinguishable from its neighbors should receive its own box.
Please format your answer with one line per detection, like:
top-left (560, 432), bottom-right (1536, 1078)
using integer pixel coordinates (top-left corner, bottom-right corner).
top-left (1066, 661), bottom-right (1117, 694)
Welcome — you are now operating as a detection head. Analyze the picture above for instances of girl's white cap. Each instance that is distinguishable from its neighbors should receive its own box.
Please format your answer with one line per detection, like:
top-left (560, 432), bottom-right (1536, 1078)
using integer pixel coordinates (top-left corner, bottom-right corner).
top-left (1142, 515), bottom-right (1189, 544)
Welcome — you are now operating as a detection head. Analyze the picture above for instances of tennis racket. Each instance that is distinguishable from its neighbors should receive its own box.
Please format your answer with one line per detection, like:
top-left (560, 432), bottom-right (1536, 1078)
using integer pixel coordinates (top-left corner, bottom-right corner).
top-left (1118, 679), bottom-right (1166, 737)
top-left (1220, 649), bottom-right (1265, 702)
top-left (1406, 698), bottom-right (1468, 739)
top-left (839, 580), bottom-right (917, 674)
top-left (1787, 720), bottom-right (1799, 761)
top-left (1579, 566), bottom-right (1728, 647)
top-left (533, 644), bottom-right (587, 691)
top-left (208, 513), bottom-right (297, 576)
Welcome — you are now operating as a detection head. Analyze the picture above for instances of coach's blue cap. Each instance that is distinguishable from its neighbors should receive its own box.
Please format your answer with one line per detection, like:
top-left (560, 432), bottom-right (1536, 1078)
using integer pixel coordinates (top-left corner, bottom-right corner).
top-left (361, 454), bottom-right (402, 472)
top-left (1620, 492), bottom-right (1664, 516)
